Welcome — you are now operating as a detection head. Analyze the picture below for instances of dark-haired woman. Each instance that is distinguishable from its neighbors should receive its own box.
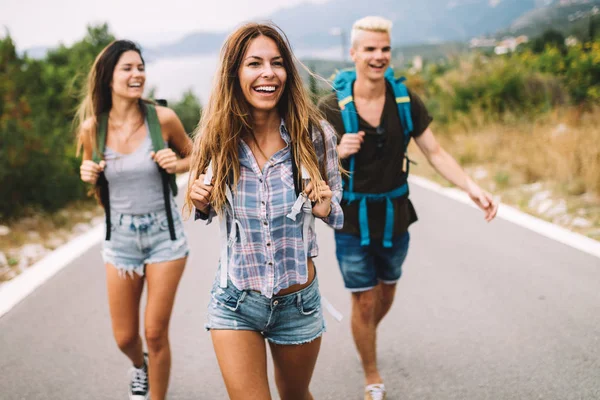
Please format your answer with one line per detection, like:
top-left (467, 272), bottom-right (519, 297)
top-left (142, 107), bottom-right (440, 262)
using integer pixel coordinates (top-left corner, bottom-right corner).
top-left (77, 40), bottom-right (192, 400)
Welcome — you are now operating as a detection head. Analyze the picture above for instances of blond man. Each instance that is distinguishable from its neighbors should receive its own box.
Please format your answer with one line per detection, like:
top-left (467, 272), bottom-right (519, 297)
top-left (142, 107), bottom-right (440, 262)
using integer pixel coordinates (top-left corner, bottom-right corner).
top-left (319, 16), bottom-right (498, 400)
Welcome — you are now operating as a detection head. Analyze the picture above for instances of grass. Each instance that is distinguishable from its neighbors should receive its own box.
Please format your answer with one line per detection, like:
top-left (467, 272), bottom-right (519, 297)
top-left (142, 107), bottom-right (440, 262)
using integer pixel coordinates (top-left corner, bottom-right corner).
top-left (408, 106), bottom-right (600, 239)
top-left (0, 199), bottom-right (103, 282)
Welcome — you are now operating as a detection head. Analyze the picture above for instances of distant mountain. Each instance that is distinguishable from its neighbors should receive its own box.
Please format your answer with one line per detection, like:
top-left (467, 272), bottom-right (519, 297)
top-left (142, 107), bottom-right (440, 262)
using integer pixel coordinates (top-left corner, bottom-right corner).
top-left (26, 0), bottom-right (599, 59)
top-left (150, 0), bottom-right (538, 58)
top-left (269, 0), bottom-right (536, 47)
top-left (149, 31), bottom-right (227, 58)
top-left (501, 0), bottom-right (600, 37)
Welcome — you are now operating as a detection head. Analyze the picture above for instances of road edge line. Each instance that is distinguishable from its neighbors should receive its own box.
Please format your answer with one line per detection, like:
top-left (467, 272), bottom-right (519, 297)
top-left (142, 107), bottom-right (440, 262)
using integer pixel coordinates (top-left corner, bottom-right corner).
top-left (0, 173), bottom-right (190, 319)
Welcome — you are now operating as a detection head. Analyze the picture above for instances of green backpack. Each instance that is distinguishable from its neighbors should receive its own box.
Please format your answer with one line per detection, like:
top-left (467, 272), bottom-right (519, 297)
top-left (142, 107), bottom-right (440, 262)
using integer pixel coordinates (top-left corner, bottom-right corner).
top-left (92, 102), bottom-right (178, 241)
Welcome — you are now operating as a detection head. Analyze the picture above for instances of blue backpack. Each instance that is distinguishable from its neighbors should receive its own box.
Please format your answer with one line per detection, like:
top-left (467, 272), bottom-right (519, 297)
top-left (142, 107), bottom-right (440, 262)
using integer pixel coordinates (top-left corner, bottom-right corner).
top-left (333, 67), bottom-right (414, 248)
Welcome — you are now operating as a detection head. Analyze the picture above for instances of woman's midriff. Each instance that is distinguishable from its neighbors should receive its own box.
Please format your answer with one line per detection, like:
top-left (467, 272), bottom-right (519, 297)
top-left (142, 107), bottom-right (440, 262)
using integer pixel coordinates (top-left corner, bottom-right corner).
top-left (274, 258), bottom-right (316, 296)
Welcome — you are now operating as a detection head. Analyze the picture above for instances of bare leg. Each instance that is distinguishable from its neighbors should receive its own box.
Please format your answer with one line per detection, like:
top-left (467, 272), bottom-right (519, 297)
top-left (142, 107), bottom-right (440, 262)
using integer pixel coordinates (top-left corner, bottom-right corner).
top-left (211, 330), bottom-right (271, 400)
top-left (144, 257), bottom-right (186, 400)
top-left (375, 282), bottom-right (397, 326)
top-left (351, 288), bottom-right (381, 386)
top-left (105, 264), bottom-right (145, 367)
top-left (269, 337), bottom-right (322, 400)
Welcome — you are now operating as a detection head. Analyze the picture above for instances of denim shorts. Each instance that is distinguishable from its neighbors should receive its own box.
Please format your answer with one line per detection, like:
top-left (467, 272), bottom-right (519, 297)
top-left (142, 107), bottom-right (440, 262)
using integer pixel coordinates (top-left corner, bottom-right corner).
top-left (205, 272), bottom-right (326, 345)
top-left (334, 231), bottom-right (410, 292)
top-left (101, 208), bottom-right (189, 277)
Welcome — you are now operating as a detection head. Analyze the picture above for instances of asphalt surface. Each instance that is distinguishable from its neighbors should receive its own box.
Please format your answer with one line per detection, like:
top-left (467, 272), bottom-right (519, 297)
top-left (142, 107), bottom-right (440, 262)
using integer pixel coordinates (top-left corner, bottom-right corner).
top-left (1, 185), bottom-right (599, 400)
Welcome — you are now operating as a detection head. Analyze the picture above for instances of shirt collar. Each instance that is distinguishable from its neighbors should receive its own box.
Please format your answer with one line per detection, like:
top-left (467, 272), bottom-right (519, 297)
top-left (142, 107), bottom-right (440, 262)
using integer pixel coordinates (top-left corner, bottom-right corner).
top-left (279, 118), bottom-right (291, 144)
top-left (238, 118), bottom-right (292, 167)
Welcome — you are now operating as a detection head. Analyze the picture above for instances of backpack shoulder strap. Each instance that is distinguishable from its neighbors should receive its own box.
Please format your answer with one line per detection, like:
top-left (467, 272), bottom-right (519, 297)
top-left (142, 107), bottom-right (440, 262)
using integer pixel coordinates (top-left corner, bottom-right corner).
top-left (145, 102), bottom-right (178, 196)
top-left (145, 103), bottom-right (165, 152)
top-left (333, 69), bottom-right (359, 194)
top-left (333, 69), bottom-right (359, 134)
top-left (385, 71), bottom-right (414, 147)
top-left (92, 113), bottom-right (111, 240)
top-left (92, 113), bottom-right (109, 163)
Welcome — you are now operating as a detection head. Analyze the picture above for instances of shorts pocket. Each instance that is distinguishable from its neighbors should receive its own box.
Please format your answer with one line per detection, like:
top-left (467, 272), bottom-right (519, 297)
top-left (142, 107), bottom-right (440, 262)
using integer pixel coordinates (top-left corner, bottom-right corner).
top-left (158, 211), bottom-right (182, 232)
top-left (211, 286), bottom-right (243, 312)
top-left (158, 215), bottom-right (171, 231)
top-left (297, 291), bottom-right (321, 316)
top-left (105, 215), bottom-right (118, 238)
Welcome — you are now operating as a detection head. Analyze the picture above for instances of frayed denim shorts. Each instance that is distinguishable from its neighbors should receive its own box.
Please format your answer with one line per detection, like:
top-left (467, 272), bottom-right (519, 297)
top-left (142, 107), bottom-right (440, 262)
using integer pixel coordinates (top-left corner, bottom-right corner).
top-left (101, 209), bottom-right (189, 277)
top-left (205, 272), bottom-right (326, 345)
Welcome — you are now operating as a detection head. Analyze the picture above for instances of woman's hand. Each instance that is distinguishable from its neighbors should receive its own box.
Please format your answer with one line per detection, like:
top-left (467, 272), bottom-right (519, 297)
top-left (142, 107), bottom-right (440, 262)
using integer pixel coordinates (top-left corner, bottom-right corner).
top-left (80, 160), bottom-right (106, 184)
top-left (151, 148), bottom-right (178, 174)
top-left (305, 180), bottom-right (332, 218)
top-left (190, 174), bottom-right (213, 214)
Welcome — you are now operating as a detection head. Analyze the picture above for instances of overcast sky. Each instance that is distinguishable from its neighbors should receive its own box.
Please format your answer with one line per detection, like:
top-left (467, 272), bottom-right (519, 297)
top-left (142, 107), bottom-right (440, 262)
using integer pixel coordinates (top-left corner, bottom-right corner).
top-left (1, 0), bottom-right (328, 49)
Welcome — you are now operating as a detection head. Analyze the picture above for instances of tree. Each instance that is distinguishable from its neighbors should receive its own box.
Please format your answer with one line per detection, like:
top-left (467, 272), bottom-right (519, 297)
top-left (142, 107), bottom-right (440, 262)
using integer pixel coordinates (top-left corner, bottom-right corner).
top-left (531, 29), bottom-right (566, 54)
top-left (308, 64), bottom-right (319, 105)
top-left (0, 25), bottom-right (115, 220)
top-left (170, 90), bottom-right (202, 136)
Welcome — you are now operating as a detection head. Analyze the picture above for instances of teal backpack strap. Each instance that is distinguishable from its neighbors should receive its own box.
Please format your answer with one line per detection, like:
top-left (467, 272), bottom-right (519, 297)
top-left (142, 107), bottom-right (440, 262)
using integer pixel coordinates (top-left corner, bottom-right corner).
top-left (333, 69), bottom-right (359, 197)
top-left (145, 103), bottom-right (177, 241)
top-left (389, 75), bottom-right (413, 147)
top-left (93, 113), bottom-right (111, 240)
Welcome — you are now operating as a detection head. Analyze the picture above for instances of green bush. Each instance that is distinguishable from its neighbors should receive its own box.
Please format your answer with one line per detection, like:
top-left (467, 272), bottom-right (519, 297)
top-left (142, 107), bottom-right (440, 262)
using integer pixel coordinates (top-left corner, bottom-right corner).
top-left (170, 90), bottom-right (202, 135)
top-left (0, 24), bottom-right (203, 221)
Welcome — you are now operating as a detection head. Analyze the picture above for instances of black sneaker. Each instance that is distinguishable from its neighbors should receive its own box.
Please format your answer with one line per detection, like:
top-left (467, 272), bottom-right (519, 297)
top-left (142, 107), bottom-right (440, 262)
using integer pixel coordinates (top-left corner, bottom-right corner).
top-left (128, 353), bottom-right (149, 400)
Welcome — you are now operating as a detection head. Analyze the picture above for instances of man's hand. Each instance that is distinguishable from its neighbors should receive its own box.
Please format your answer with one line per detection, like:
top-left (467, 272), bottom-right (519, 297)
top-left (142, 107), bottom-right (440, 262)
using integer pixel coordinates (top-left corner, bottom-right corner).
top-left (337, 131), bottom-right (365, 159)
top-left (466, 180), bottom-right (498, 222)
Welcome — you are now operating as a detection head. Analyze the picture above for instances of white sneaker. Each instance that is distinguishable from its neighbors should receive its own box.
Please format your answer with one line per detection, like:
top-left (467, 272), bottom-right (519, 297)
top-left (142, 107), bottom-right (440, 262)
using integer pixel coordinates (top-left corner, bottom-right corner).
top-left (128, 353), bottom-right (149, 400)
top-left (364, 383), bottom-right (386, 400)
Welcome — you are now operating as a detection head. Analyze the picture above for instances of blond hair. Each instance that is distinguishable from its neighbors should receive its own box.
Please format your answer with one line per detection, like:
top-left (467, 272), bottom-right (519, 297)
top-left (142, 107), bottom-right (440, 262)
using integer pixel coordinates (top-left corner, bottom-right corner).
top-left (184, 22), bottom-right (328, 216)
top-left (351, 16), bottom-right (393, 47)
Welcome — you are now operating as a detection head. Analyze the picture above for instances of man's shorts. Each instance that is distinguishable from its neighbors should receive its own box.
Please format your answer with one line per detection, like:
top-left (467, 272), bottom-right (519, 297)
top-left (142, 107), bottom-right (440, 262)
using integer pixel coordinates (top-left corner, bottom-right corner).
top-left (334, 231), bottom-right (410, 292)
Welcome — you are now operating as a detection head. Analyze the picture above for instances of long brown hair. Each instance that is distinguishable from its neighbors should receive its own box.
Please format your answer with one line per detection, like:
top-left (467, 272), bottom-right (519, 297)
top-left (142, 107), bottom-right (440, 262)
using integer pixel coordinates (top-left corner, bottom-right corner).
top-left (185, 22), bottom-right (328, 215)
top-left (75, 39), bottom-right (146, 155)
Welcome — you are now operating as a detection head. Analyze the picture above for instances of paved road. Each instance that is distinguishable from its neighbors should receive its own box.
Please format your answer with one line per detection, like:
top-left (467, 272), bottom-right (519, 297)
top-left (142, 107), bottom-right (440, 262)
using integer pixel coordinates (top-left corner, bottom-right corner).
top-left (1, 185), bottom-right (599, 400)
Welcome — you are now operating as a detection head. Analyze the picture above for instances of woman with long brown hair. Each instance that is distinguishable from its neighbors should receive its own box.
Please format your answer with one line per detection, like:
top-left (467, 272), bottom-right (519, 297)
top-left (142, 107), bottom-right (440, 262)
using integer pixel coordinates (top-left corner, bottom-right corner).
top-left (186, 23), bottom-right (343, 399)
top-left (77, 40), bottom-right (192, 400)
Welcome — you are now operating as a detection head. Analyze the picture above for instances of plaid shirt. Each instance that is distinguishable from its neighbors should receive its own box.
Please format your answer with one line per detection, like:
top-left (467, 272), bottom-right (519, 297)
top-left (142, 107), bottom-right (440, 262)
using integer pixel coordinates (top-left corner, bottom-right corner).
top-left (196, 120), bottom-right (343, 297)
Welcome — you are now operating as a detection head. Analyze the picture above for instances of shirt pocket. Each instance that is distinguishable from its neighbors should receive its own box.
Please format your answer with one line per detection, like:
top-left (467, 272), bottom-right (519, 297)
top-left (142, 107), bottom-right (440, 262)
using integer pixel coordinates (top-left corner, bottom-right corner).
top-left (279, 163), bottom-right (296, 191)
top-left (275, 163), bottom-right (298, 215)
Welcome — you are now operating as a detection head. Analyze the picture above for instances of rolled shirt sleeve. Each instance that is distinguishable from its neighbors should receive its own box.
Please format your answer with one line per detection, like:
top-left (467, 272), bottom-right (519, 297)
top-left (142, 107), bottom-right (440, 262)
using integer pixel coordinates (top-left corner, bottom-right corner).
top-left (194, 207), bottom-right (216, 224)
top-left (318, 120), bottom-right (344, 229)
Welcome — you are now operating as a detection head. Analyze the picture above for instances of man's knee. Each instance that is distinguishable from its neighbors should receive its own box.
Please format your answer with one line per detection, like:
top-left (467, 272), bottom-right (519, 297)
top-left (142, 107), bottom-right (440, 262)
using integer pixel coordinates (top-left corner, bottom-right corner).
top-left (352, 290), bottom-right (378, 321)
top-left (379, 282), bottom-right (397, 309)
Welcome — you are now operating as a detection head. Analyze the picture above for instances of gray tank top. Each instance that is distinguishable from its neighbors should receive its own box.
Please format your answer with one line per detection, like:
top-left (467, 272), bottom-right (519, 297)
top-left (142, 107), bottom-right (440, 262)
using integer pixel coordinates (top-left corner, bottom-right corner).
top-left (104, 125), bottom-right (168, 215)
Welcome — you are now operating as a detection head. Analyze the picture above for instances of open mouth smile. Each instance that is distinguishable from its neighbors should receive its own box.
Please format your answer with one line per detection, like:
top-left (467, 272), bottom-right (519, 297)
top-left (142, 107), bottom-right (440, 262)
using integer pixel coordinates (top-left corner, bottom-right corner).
top-left (253, 85), bottom-right (278, 95)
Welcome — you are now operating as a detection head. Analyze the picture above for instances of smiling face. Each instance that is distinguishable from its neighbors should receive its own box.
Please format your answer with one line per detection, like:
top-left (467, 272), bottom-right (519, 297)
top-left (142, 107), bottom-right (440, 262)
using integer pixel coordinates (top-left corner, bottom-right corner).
top-left (111, 50), bottom-right (145, 100)
top-left (237, 35), bottom-right (287, 114)
top-left (351, 30), bottom-right (391, 82)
